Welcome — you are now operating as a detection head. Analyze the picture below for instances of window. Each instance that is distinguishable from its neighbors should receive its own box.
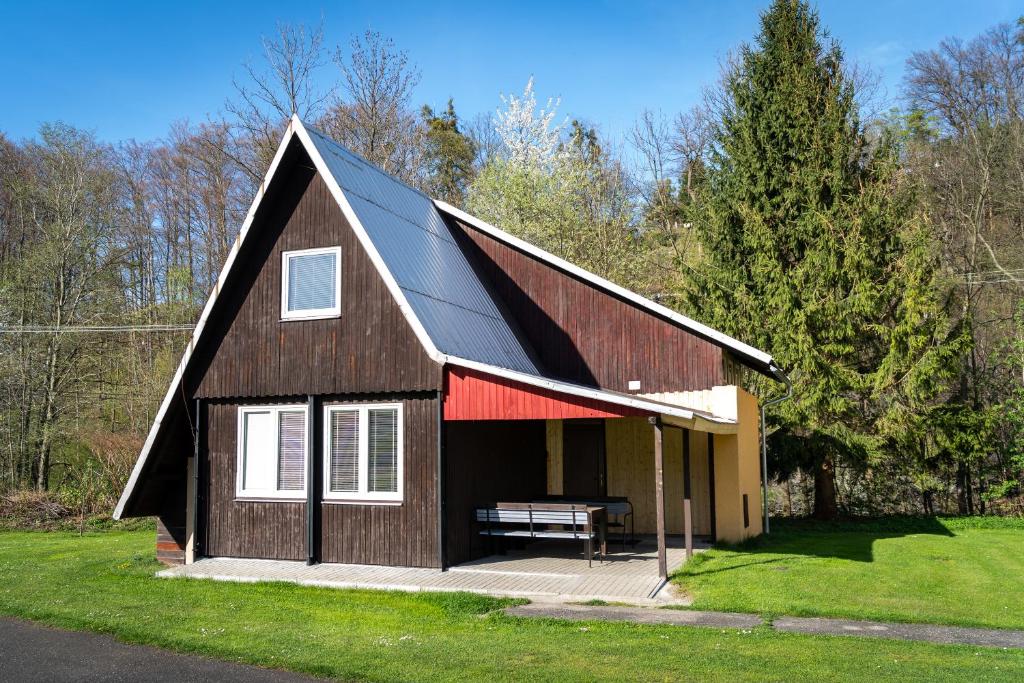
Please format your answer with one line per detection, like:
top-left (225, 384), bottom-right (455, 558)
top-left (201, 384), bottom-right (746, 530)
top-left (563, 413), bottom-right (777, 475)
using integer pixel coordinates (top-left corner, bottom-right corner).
top-left (323, 403), bottom-right (403, 502)
top-left (236, 405), bottom-right (308, 499)
top-left (281, 247), bottom-right (341, 320)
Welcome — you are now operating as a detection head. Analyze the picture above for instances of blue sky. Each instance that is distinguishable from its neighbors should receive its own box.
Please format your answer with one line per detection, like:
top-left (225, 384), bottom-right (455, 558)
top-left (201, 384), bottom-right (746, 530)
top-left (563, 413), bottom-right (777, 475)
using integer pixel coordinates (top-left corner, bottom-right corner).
top-left (2, 1), bottom-right (1023, 146)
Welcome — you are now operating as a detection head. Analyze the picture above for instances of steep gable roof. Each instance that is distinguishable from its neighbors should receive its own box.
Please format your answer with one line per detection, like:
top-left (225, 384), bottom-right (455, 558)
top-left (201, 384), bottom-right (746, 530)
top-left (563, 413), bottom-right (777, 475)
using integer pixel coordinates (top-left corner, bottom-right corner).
top-left (435, 200), bottom-right (779, 378)
top-left (301, 124), bottom-right (540, 375)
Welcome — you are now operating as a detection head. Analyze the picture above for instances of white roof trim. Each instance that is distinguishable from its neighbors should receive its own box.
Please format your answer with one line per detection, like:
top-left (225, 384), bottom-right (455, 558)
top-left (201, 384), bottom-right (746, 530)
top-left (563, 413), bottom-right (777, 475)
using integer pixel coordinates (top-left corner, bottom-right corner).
top-left (442, 354), bottom-right (736, 426)
top-left (115, 116), bottom-right (445, 519)
top-left (292, 120), bottom-right (443, 364)
top-left (434, 199), bottom-right (774, 369)
top-left (115, 118), bottom-right (302, 519)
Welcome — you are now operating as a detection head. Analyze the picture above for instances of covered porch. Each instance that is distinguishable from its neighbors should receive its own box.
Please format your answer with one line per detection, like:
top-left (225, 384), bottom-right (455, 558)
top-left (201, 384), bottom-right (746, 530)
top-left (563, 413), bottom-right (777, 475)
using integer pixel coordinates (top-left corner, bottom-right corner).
top-left (441, 365), bottom-right (763, 578)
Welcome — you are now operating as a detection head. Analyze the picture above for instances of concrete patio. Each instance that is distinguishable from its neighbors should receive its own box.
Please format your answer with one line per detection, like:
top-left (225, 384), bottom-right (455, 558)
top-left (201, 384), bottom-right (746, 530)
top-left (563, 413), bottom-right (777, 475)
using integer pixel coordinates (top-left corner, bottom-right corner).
top-left (158, 536), bottom-right (707, 604)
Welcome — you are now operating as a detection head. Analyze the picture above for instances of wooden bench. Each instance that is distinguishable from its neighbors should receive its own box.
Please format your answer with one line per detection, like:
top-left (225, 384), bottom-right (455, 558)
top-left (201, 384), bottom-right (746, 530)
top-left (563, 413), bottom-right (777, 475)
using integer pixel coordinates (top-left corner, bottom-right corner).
top-left (474, 502), bottom-right (606, 566)
top-left (534, 496), bottom-right (634, 549)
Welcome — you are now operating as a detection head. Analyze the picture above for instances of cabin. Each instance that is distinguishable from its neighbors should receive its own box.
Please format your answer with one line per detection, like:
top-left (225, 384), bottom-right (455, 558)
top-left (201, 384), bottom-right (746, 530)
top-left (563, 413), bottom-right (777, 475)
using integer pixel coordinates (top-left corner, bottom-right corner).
top-left (115, 116), bottom-right (788, 583)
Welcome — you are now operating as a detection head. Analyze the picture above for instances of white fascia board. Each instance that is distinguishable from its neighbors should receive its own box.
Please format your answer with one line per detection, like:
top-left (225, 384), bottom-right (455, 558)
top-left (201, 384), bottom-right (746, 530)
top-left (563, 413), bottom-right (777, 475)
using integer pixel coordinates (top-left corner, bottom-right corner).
top-left (434, 199), bottom-right (774, 369)
top-left (442, 355), bottom-right (736, 426)
top-left (292, 117), bottom-right (443, 363)
top-left (115, 119), bottom-right (302, 519)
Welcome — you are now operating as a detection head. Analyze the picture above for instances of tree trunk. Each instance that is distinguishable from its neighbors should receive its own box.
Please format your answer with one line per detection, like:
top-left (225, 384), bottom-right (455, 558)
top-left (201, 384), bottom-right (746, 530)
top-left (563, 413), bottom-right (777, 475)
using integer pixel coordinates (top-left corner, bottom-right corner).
top-left (956, 462), bottom-right (974, 515)
top-left (813, 456), bottom-right (838, 520)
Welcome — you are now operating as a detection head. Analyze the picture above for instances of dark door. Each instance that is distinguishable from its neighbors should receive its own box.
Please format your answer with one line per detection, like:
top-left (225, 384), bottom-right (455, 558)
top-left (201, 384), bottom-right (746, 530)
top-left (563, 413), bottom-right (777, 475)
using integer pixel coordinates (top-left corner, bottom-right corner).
top-left (563, 421), bottom-right (606, 497)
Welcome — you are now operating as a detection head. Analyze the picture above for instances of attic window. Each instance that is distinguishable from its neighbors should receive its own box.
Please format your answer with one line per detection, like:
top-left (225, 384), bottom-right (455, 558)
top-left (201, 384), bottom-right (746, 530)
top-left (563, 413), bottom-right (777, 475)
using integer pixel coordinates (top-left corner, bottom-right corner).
top-left (281, 247), bottom-right (341, 320)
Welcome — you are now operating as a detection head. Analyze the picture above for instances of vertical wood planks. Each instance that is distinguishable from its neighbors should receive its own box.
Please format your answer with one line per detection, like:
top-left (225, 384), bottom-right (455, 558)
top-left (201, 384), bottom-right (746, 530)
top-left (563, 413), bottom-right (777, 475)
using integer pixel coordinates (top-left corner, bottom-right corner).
top-left (448, 216), bottom-right (728, 393)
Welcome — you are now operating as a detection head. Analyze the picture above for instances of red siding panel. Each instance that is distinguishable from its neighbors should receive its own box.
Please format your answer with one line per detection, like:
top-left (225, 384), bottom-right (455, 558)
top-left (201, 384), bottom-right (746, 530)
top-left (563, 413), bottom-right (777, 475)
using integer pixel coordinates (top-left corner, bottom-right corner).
top-left (443, 367), bottom-right (650, 421)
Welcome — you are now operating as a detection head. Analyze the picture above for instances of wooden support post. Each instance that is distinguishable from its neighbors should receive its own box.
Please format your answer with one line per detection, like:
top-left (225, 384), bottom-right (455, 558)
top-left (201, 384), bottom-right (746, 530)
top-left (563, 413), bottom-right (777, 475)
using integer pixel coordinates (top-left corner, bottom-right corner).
top-left (684, 498), bottom-right (693, 560)
top-left (682, 427), bottom-right (692, 560)
top-left (651, 417), bottom-right (667, 579)
top-left (545, 420), bottom-right (564, 495)
top-left (708, 433), bottom-right (717, 543)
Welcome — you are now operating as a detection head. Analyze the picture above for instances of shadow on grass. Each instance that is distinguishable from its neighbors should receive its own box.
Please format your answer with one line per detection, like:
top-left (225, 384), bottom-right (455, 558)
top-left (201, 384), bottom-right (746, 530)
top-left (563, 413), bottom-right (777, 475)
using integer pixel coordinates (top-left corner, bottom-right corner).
top-left (693, 516), bottom-right (958, 569)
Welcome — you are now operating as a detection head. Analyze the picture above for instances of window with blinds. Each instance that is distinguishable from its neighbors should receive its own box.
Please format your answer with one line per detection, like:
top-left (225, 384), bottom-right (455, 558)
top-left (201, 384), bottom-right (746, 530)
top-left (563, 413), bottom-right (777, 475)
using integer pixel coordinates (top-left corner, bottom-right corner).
top-left (277, 411), bottom-right (307, 491)
top-left (281, 246), bottom-right (341, 320)
top-left (236, 405), bottom-right (307, 499)
top-left (368, 408), bottom-right (398, 493)
top-left (324, 404), bottom-right (402, 502)
top-left (329, 409), bottom-right (359, 493)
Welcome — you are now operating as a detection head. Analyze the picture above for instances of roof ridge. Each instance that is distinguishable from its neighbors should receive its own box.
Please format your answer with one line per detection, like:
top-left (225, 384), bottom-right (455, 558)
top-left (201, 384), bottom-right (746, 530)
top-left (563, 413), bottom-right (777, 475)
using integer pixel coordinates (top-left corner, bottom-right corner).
top-left (300, 120), bottom-right (434, 202)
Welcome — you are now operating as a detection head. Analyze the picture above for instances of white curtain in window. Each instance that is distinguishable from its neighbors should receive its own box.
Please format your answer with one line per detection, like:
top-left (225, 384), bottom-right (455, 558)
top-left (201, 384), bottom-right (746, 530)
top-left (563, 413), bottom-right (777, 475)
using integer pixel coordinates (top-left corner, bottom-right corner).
top-left (242, 410), bottom-right (276, 492)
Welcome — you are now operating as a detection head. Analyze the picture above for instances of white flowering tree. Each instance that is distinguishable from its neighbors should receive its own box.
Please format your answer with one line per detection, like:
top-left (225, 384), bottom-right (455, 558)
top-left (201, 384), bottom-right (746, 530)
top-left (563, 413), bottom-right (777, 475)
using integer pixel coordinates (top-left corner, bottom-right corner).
top-left (493, 77), bottom-right (564, 169)
top-left (466, 79), bottom-right (640, 285)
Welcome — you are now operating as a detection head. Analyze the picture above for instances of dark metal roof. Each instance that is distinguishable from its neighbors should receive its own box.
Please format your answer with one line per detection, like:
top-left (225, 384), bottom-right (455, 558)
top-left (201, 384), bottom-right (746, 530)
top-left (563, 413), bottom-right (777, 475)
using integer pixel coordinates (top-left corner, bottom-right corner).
top-left (304, 125), bottom-right (541, 376)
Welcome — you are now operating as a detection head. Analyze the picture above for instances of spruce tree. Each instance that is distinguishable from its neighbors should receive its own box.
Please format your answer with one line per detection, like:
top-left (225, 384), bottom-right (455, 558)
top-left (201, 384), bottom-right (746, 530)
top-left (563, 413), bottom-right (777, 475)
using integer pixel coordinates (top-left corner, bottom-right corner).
top-left (687, 0), bottom-right (961, 517)
top-left (421, 99), bottom-right (476, 205)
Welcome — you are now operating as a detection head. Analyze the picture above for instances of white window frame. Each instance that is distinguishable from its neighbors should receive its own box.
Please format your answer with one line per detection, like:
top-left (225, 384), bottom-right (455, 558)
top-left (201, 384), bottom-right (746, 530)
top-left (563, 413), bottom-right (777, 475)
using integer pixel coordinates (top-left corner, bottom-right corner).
top-left (235, 404), bottom-right (309, 500)
top-left (280, 246), bottom-right (342, 321)
top-left (322, 403), bottom-right (404, 503)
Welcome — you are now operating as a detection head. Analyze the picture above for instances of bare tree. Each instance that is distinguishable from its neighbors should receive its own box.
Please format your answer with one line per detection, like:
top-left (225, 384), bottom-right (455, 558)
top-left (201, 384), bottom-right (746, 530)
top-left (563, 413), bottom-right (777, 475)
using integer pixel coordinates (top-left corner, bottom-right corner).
top-left (906, 20), bottom-right (1024, 512)
top-left (320, 31), bottom-right (424, 183)
top-left (466, 111), bottom-right (503, 170)
top-left (225, 21), bottom-right (330, 183)
top-left (0, 126), bottom-right (127, 489)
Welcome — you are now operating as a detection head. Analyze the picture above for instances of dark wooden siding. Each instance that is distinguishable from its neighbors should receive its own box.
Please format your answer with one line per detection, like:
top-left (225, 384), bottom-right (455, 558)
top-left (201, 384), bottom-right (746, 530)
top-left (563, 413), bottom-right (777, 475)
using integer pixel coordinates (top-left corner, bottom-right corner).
top-left (448, 217), bottom-right (727, 393)
top-left (320, 394), bottom-right (439, 567)
top-left (202, 400), bottom-right (307, 560)
top-left (176, 144), bottom-right (446, 564)
top-left (201, 394), bottom-right (439, 566)
top-left (443, 420), bottom-right (547, 565)
top-left (189, 159), bottom-right (440, 400)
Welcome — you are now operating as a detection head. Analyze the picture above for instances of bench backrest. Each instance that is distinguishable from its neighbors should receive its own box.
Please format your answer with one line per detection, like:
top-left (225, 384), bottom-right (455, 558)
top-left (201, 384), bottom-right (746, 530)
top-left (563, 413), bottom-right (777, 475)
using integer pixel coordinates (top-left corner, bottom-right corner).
top-left (533, 499), bottom-right (631, 515)
top-left (475, 507), bottom-right (590, 526)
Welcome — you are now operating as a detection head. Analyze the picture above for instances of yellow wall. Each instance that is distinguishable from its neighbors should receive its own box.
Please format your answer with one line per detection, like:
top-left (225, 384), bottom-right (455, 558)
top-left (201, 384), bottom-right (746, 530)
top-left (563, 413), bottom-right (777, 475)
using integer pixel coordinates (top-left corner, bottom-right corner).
top-left (712, 388), bottom-right (762, 542)
top-left (551, 392), bottom-right (763, 543)
top-left (605, 418), bottom-right (711, 536)
top-left (686, 430), bottom-right (712, 536)
top-left (545, 420), bottom-right (563, 495)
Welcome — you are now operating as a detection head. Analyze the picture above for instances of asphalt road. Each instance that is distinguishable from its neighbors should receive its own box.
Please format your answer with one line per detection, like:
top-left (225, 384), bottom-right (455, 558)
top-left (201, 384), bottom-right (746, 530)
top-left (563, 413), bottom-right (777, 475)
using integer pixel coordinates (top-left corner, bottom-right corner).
top-left (0, 618), bottom-right (316, 682)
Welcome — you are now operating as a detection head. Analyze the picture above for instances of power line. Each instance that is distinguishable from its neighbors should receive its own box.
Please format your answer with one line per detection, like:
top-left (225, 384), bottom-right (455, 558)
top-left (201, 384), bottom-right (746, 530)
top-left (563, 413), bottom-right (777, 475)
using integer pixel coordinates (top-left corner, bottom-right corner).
top-left (0, 324), bottom-right (194, 333)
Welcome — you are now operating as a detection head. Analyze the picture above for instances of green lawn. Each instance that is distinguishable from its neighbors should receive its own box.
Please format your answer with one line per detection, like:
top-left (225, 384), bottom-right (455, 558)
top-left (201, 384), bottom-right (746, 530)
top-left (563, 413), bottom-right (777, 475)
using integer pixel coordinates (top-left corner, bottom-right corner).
top-left (675, 517), bottom-right (1024, 630)
top-left (0, 530), bottom-right (1022, 681)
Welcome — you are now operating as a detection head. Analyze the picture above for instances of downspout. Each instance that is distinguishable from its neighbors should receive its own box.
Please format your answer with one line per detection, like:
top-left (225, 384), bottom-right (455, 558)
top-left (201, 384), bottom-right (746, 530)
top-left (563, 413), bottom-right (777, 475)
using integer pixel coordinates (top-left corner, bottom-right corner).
top-left (192, 398), bottom-right (201, 562)
top-left (760, 363), bottom-right (792, 534)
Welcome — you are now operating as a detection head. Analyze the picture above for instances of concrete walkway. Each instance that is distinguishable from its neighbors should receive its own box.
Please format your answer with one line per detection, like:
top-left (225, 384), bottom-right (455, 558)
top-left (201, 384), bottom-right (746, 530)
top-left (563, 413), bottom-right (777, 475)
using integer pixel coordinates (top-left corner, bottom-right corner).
top-left (504, 604), bottom-right (1024, 649)
top-left (161, 538), bottom-right (701, 605)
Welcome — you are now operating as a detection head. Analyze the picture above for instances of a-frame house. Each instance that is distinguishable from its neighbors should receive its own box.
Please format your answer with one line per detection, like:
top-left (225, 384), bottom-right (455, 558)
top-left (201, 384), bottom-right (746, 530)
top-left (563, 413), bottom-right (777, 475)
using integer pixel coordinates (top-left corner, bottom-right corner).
top-left (116, 117), bottom-right (788, 577)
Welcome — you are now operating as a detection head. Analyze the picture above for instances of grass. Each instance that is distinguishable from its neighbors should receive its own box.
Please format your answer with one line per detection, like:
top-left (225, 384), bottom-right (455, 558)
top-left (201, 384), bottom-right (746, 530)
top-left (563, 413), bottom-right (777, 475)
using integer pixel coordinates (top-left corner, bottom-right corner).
top-left (0, 530), bottom-right (1022, 681)
top-left (674, 516), bottom-right (1024, 630)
